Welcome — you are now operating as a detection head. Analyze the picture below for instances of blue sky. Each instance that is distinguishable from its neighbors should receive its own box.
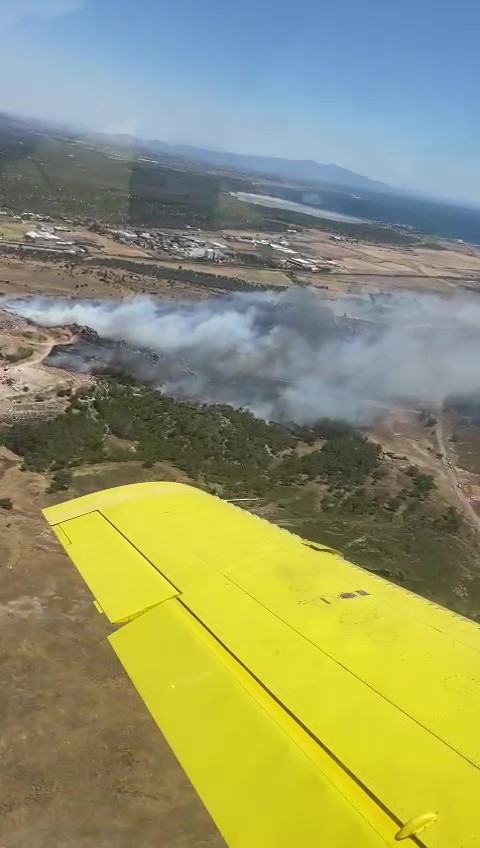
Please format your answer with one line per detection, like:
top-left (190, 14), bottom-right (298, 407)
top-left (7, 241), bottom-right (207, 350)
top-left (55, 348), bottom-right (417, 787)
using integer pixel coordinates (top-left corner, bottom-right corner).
top-left (2, 0), bottom-right (480, 202)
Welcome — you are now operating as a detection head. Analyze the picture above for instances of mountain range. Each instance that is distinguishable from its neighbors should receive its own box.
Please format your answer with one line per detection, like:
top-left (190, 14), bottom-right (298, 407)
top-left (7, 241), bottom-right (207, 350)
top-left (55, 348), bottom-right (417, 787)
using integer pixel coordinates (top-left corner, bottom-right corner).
top-left (0, 110), bottom-right (391, 193)
top-left (143, 140), bottom-right (392, 193)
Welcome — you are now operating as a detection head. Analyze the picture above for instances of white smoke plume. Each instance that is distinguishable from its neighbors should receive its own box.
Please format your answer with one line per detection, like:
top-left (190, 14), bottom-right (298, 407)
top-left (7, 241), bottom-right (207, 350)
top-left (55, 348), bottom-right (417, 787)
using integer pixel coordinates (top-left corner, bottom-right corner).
top-left (6, 287), bottom-right (480, 424)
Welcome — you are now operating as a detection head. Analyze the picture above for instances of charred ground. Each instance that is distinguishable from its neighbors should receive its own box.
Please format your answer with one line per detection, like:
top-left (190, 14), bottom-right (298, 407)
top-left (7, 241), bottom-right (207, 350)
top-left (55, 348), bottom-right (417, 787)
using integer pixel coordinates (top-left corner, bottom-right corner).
top-left (3, 118), bottom-right (480, 848)
top-left (2, 304), bottom-right (480, 848)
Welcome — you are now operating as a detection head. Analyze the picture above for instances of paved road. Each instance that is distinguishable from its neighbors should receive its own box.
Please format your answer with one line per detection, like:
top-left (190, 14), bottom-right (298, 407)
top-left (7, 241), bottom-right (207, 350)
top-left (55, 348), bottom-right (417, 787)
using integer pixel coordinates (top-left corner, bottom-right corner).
top-left (435, 412), bottom-right (480, 532)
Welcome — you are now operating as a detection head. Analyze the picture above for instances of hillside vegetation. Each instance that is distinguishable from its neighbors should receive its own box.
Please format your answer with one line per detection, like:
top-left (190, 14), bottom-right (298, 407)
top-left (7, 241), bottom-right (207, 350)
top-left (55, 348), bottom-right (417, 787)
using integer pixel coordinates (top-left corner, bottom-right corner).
top-left (2, 378), bottom-right (478, 616)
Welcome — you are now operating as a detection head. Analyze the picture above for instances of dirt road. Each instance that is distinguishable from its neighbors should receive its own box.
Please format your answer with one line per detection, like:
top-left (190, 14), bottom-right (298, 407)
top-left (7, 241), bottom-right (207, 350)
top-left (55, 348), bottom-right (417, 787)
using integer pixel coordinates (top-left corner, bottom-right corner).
top-left (0, 319), bottom-right (90, 421)
top-left (435, 411), bottom-right (480, 532)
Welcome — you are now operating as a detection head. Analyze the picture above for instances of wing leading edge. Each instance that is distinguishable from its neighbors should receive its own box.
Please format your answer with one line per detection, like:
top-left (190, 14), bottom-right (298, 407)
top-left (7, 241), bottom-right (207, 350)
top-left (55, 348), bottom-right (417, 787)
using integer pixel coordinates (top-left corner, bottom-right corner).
top-left (44, 482), bottom-right (480, 847)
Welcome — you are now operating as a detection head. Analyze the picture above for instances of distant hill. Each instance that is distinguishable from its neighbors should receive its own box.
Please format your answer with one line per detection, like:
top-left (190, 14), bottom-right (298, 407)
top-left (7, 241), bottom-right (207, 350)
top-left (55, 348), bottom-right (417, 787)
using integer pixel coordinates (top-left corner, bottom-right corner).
top-left (0, 111), bottom-right (391, 193)
top-left (146, 140), bottom-right (392, 193)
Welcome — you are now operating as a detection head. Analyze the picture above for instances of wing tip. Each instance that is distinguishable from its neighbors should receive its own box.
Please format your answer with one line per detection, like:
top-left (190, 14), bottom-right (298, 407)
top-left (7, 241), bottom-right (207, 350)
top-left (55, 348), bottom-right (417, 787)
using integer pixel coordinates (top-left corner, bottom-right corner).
top-left (43, 481), bottom-right (208, 526)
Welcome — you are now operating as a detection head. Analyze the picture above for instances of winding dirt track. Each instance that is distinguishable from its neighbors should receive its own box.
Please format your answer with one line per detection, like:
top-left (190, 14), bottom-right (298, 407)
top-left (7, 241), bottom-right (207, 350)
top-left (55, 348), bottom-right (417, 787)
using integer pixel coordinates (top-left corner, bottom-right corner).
top-left (435, 411), bottom-right (480, 532)
top-left (0, 320), bottom-right (91, 422)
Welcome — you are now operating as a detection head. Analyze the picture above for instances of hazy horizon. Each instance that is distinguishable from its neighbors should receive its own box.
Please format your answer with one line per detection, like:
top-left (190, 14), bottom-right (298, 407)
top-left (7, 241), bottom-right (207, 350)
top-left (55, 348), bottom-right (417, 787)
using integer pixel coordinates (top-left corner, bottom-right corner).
top-left (2, 1), bottom-right (480, 203)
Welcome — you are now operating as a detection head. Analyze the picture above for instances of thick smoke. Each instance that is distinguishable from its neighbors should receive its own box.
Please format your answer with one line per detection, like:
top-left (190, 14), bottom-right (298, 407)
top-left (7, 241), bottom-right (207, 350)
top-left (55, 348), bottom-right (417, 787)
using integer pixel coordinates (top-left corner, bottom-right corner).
top-left (6, 288), bottom-right (480, 424)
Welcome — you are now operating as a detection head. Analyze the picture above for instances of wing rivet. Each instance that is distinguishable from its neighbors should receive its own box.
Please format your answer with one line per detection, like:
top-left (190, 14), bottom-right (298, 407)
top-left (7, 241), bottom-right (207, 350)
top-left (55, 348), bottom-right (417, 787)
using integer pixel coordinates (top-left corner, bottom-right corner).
top-left (395, 812), bottom-right (438, 840)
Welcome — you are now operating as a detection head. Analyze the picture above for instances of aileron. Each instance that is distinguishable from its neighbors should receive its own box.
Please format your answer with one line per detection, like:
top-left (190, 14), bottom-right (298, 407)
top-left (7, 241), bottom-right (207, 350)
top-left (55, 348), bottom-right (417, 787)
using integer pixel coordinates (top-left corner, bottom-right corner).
top-left (47, 509), bottom-right (179, 623)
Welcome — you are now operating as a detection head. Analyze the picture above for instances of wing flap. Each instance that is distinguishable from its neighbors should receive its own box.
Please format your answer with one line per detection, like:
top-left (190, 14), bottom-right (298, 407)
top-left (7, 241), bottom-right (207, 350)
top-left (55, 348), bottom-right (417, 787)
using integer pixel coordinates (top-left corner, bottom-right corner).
top-left (109, 597), bottom-right (392, 847)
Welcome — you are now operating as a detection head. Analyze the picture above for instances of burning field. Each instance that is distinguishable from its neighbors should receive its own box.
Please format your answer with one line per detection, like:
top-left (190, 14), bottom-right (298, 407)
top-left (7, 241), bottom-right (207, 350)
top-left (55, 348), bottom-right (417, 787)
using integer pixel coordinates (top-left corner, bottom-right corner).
top-left (5, 285), bottom-right (480, 848)
top-left (6, 287), bottom-right (480, 426)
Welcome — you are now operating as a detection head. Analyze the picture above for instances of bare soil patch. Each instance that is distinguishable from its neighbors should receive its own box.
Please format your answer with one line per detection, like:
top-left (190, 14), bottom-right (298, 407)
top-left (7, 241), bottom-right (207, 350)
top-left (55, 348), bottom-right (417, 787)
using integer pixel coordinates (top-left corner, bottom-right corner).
top-left (0, 448), bottom-right (222, 847)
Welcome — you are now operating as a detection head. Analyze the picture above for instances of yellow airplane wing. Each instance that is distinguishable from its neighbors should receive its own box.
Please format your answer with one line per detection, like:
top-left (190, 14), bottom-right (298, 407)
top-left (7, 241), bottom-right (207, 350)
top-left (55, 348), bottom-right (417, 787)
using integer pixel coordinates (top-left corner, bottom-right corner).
top-left (44, 482), bottom-right (480, 847)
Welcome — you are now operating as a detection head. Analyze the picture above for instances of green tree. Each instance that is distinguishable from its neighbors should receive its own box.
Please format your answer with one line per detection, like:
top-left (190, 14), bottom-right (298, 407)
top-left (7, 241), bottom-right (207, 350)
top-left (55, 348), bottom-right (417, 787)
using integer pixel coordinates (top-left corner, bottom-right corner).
top-left (47, 469), bottom-right (73, 493)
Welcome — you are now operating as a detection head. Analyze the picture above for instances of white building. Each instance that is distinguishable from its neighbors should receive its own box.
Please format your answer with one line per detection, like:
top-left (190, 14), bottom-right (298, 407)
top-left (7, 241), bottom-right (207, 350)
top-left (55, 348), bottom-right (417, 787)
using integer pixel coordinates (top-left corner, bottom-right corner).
top-left (26, 230), bottom-right (60, 242)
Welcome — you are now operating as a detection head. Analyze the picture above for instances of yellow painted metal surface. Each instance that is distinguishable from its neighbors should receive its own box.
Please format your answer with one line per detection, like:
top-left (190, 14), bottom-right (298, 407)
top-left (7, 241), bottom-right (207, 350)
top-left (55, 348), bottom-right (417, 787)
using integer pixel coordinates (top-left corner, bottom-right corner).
top-left (44, 482), bottom-right (480, 847)
top-left (395, 813), bottom-right (438, 841)
top-left (54, 511), bottom-right (178, 623)
top-left (110, 600), bottom-right (392, 847)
